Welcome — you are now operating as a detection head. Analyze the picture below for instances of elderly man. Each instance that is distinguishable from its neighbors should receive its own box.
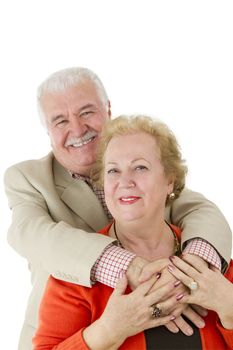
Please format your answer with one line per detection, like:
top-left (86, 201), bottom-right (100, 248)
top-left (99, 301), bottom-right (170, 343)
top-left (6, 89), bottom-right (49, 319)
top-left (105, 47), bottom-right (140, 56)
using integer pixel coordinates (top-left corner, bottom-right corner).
top-left (4, 67), bottom-right (232, 350)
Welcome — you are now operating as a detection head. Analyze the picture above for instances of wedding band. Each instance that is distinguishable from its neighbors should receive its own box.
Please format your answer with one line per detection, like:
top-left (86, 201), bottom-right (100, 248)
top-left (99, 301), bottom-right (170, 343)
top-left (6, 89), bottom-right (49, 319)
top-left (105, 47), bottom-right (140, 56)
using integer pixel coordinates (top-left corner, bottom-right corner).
top-left (151, 304), bottom-right (162, 318)
top-left (188, 280), bottom-right (198, 291)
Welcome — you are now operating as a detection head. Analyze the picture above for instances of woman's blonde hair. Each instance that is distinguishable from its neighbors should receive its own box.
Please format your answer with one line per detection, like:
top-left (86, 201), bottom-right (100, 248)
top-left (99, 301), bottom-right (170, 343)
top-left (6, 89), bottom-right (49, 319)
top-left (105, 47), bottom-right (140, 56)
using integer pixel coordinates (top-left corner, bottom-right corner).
top-left (92, 115), bottom-right (187, 205)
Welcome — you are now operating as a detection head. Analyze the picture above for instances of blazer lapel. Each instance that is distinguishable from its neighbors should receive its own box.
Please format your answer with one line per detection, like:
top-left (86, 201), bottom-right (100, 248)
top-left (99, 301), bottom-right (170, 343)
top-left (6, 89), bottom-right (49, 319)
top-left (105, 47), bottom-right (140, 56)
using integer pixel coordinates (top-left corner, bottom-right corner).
top-left (53, 158), bottom-right (108, 231)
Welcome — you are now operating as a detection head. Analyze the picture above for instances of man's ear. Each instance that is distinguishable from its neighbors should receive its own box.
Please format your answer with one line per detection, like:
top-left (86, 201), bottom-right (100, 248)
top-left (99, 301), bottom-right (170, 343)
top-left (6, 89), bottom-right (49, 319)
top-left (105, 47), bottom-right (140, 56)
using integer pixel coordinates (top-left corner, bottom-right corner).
top-left (107, 100), bottom-right (112, 118)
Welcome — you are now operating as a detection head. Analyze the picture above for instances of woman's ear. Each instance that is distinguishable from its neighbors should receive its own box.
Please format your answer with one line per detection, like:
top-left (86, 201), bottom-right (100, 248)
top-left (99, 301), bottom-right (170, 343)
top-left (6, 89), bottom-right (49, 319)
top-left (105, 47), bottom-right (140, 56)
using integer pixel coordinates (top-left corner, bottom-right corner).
top-left (167, 175), bottom-right (175, 194)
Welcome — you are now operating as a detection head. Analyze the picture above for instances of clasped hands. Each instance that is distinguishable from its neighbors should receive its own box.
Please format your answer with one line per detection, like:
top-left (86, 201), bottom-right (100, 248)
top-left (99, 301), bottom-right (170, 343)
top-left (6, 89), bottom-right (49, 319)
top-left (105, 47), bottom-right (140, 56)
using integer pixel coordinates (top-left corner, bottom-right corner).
top-left (94, 254), bottom-right (212, 348)
top-left (126, 255), bottom-right (207, 336)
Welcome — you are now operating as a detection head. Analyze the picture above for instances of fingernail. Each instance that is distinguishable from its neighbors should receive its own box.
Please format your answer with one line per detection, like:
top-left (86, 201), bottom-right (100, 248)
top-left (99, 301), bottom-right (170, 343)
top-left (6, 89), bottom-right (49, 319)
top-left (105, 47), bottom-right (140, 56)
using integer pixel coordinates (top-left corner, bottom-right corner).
top-left (167, 264), bottom-right (174, 272)
top-left (156, 272), bottom-right (161, 279)
top-left (198, 320), bottom-right (205, 328)
top-left (169, 255), bottom-right (175, 262)
top-left (174, 280), bottom-right (181, 287)
top-left (176, 293), bottom-right (184, 301)
top-left (187, 328), bottom-right (193, 336)
top-left (170, 315), bottom-right (176, 321)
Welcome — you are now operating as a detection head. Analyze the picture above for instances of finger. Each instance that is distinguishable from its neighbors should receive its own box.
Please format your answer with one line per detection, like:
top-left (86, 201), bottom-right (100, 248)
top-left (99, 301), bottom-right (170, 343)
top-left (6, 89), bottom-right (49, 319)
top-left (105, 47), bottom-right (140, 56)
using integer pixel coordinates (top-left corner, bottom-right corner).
top-left (146, 282), bottom-right (174, 306)
top-left (191, 304), bottom-right (208, 317)
top-left (134, 275), bottom-right (158, 296)
top-left (167, 263), bottom-right (196, 288)
top-left (152, 295), bottom-right (178, 316)
top-left (170, 256), bottom-right (200, 277)
top-left (183, 306), bottom-right (205, 329)
top-left (152, 268), bottom-right (177, 290)
top-left (114, 273), bottom-right (128, 296)
top-left (164, 321), bottom-right (179, 333)
top-left (172, 315), bottom-right (194, 336)
top-left (139, 259), bottom-right (169, 283)
top-left (181, 253), bottom-right (209, 272)
top-left (149, 315), bottom-right (176, 329)
top-left (210, 265), bottom-right (221, 273)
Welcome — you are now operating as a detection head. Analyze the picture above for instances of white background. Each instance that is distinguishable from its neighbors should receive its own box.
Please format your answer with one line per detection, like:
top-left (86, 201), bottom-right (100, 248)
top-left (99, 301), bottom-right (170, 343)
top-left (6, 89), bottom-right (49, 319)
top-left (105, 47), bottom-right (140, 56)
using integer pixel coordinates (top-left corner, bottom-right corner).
top-left (0, 1), bottom-right (232, 348)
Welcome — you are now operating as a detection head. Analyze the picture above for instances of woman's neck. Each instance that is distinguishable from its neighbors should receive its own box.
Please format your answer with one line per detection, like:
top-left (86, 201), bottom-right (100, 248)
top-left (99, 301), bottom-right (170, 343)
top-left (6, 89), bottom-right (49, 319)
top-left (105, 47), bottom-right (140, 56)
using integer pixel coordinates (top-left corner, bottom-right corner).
top-left (110, 218), bottom-right (176, 261)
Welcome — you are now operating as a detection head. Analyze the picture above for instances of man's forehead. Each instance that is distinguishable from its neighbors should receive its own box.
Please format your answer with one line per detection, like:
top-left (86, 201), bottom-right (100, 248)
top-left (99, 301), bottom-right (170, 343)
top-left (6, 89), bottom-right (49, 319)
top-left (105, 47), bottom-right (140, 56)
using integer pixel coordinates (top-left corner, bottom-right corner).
top-left (42, 84), bottom-right (101, 110)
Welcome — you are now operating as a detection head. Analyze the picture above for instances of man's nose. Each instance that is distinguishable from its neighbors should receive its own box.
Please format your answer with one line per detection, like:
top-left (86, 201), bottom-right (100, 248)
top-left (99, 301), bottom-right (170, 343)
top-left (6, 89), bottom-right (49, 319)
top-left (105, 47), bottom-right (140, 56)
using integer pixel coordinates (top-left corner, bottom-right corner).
top-left (69, 116), bottom-right (88, 136)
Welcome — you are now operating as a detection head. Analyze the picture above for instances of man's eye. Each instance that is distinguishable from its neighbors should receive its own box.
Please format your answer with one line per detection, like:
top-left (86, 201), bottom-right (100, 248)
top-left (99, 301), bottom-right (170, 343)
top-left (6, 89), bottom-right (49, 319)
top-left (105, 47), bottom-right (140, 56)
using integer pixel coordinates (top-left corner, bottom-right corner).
top-left (80, 111), bottom-right (93, 117)
top-left (56, 120), bottom-right (67, 127)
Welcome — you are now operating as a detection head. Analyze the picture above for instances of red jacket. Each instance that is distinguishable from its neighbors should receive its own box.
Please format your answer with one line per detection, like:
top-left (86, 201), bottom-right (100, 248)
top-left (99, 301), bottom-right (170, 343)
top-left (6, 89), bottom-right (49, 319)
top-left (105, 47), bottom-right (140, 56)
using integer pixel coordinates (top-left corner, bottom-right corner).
top-left (33, 226), bottom-right (233, 350)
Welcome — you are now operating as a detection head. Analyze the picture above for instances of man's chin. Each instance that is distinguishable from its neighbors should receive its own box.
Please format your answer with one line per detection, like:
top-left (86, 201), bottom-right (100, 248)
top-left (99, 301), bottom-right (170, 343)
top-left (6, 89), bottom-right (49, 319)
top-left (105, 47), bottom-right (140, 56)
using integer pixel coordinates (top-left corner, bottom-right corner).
top-left (69, 160), bottom-right (95, 176)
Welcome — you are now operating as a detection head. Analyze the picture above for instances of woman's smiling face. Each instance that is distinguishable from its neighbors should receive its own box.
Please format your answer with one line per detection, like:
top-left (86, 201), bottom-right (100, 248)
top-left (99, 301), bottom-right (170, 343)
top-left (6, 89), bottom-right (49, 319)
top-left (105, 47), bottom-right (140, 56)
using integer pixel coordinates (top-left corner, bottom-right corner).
top-left (104, 132), bottom-right (174, 223)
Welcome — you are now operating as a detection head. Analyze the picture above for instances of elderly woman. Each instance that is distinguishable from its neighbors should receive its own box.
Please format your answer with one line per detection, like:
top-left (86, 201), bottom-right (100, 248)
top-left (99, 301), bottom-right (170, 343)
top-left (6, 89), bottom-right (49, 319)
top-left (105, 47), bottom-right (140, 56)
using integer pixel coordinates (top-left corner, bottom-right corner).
top-left (33, 116), bottom-right (233, 349)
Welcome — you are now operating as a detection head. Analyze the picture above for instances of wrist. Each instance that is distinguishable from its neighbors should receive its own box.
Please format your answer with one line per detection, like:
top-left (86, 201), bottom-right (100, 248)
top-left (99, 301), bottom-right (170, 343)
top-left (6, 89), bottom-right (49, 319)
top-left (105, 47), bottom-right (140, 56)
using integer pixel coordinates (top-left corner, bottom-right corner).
top-left (83, 319), bottom-right (125, 349)
top-left (214, 281), bottom-right (233, 330)
top-left (218, 309), bottom-right (233, 330)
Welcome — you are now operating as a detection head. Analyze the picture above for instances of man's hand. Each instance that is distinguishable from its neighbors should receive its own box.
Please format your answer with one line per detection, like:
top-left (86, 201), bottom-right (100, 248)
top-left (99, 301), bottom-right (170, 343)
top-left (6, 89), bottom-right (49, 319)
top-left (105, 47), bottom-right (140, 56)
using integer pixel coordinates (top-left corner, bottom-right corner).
top-left (126, 256), bottom-right (148, 290)
top-left (126, 256), bottom-right (169, 290)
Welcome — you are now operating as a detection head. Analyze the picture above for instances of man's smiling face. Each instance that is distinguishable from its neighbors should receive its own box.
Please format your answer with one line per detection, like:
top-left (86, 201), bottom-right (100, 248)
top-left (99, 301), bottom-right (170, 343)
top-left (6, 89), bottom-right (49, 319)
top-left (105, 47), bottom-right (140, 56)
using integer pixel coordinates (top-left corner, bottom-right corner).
top-left (41, 80), bottom-right (111, 175)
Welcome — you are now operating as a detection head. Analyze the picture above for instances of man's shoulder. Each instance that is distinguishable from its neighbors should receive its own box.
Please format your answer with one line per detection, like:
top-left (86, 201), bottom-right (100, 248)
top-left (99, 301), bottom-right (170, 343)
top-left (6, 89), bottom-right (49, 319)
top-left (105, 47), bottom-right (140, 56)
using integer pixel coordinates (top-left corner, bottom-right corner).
top-left (4, 153), bottom-right (57, 187)
top-left (5, 152), bottom-right (54, 174)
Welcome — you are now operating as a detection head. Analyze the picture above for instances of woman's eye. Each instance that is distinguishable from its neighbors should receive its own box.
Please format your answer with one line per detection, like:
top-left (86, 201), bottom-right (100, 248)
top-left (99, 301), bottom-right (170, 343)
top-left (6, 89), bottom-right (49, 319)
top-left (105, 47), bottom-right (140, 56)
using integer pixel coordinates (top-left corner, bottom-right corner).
top-left (107, 168), bottom-right (118, 174)
top-left (135, 165), bottom-right (148, 171)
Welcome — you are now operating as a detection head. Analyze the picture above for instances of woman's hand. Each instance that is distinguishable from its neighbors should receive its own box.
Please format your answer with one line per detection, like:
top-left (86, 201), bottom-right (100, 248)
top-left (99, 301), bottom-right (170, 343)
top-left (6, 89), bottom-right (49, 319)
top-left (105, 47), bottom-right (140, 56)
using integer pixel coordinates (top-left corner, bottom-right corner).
top-left (136, 258), bottom-right (206, 335)
top-left (83, 273), bottom-right (175, 349)
top-left (101, 273), bottom-right (177, 338)
top-left (149, 266), bottom-right (206, 335)
top-left (167, 254), bottom-right (233, 329)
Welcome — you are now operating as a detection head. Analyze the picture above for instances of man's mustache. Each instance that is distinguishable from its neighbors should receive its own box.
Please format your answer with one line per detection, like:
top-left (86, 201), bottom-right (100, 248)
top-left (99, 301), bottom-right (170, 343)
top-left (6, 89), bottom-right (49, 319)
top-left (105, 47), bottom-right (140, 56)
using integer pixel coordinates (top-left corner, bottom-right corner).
top-left (65, 130), bottom-right (97, 147)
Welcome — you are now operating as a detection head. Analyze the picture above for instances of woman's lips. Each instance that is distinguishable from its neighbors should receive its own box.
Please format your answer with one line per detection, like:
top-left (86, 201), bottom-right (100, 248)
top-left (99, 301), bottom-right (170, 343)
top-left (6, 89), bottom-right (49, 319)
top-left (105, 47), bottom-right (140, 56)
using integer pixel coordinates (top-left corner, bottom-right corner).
top-left (118, 196), bottom-right (141, 204)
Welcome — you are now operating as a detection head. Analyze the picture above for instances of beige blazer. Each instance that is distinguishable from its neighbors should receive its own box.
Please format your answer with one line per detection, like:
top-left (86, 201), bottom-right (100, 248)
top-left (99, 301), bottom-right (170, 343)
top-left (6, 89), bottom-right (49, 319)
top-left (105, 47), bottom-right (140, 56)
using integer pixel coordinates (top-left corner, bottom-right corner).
top-left (4, 152), bottom-right (232, 350)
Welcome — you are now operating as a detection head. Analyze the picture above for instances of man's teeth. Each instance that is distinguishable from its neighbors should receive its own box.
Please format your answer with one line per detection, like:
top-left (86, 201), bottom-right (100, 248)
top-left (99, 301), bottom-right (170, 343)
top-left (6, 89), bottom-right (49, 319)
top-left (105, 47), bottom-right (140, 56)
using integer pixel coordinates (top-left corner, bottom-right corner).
top-left (72, 137), bottom-right (94, 148)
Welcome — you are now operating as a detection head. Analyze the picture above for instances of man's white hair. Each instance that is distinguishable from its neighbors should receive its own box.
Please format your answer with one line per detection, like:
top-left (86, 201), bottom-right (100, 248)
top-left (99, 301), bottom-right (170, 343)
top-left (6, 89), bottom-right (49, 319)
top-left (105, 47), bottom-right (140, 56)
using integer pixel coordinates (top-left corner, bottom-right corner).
top-left (37, 67), bottom-right (109, 127)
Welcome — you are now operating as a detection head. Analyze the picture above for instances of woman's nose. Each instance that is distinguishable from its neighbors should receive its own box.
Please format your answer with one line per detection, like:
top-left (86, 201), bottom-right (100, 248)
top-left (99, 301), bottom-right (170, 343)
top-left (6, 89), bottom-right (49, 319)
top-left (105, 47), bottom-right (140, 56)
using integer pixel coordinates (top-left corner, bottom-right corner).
top-left (127, 181), bottom-right (135, 188)
top-left (119, 173), bottom-right (136, 188)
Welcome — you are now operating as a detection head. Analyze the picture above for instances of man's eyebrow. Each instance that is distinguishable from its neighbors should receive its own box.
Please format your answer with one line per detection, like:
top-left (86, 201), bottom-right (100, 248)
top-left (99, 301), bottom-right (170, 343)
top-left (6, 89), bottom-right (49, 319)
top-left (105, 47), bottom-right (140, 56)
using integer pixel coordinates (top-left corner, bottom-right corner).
top-left (79, 103), bottom-right (97, 112)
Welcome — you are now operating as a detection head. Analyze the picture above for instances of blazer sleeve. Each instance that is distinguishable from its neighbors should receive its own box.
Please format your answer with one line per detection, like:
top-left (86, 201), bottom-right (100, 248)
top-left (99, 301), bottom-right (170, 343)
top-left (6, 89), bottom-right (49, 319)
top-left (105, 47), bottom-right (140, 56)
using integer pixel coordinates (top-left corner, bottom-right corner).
top-left (4, 164), bottom-right (114, 287)
top-left (166, 188), bottom-right (232, 266)
top-left (33, 276), bottom-right (91, 350)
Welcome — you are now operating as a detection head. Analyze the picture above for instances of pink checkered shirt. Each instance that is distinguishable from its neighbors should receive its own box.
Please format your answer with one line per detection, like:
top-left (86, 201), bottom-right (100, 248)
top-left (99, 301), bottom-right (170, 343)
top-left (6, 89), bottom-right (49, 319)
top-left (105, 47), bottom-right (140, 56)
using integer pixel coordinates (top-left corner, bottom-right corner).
top-left (72, 173), bottom-right (222, 288)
